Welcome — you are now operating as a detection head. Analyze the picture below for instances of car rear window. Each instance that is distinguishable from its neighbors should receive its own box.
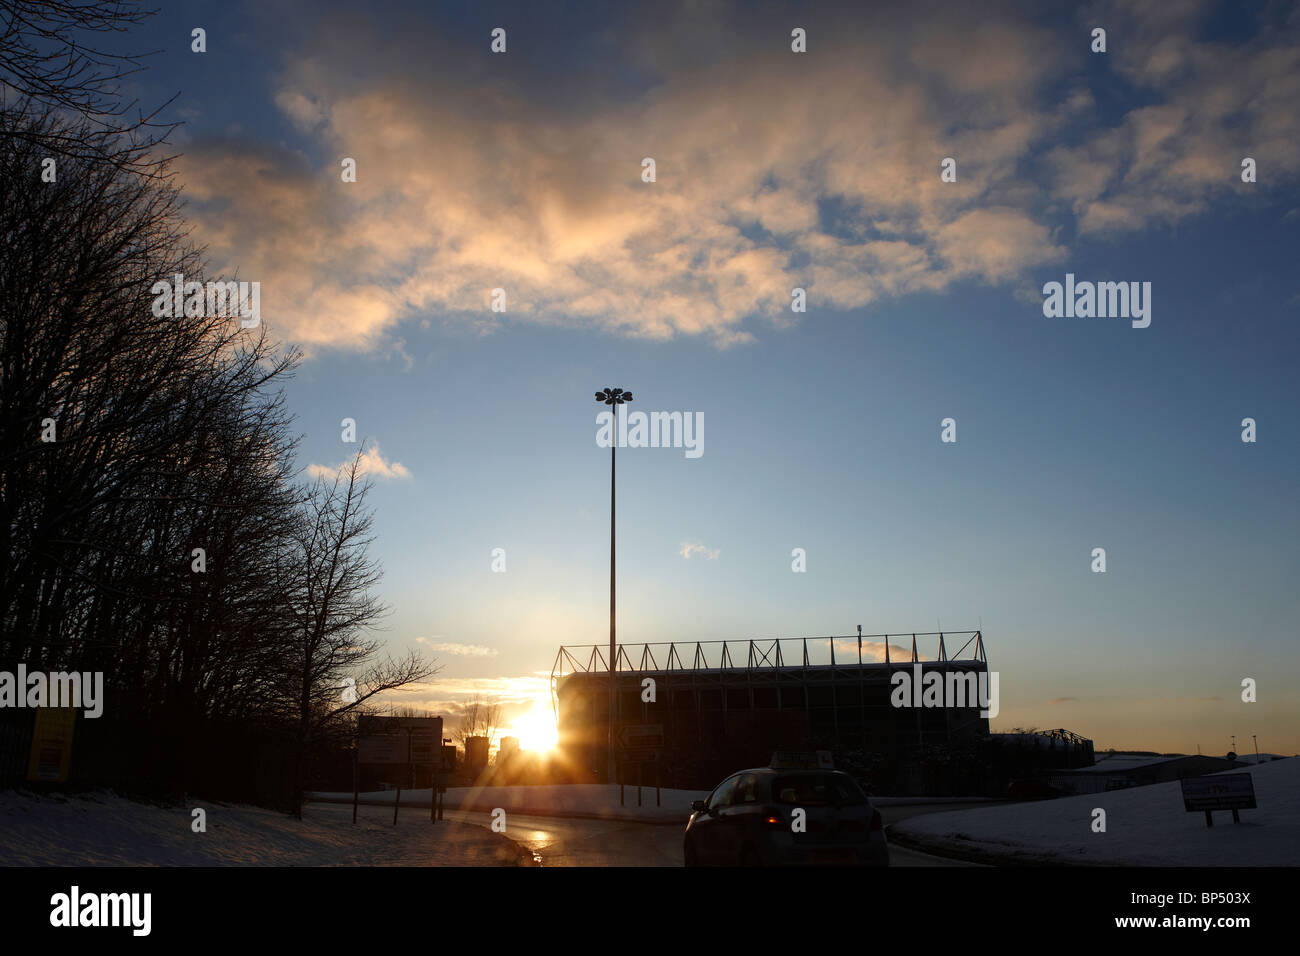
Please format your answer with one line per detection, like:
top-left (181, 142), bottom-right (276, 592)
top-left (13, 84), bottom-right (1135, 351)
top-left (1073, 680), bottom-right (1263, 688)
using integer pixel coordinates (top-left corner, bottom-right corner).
top-left (771, 774), bottom-right (867, 806)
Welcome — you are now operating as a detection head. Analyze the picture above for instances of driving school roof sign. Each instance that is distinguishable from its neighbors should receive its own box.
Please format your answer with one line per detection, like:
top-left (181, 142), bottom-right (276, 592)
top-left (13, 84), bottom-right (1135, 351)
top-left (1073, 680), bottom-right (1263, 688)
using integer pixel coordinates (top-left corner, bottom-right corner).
top-left (770, 750), bottom-right (834, 770)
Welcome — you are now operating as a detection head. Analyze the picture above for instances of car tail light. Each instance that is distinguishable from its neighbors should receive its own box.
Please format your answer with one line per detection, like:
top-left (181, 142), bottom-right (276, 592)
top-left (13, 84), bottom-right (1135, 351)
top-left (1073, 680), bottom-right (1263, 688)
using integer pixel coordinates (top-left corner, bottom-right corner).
top-left (870, 808), bottom-right (883, 831)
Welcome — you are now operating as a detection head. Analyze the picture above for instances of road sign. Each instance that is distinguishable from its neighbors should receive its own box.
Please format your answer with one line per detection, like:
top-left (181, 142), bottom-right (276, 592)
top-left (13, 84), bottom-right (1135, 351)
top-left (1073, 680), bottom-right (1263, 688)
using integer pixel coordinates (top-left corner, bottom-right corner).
top-left (352, 715), bottom-right (446, 827)
top-left (1180, 773), bottom-right (1257, 812)
top-left (408, 728), bottom-right (437, 766)
top-left (357, 716), bottom-right (443, 765)
top-left (617, 724), bottom-right (663, 751)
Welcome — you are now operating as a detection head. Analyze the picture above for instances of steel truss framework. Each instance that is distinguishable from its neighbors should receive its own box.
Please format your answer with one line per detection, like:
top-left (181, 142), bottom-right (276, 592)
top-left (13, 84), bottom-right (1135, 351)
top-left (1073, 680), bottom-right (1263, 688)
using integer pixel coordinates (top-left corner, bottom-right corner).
top-left (552, 631), bottom-right (986, 682)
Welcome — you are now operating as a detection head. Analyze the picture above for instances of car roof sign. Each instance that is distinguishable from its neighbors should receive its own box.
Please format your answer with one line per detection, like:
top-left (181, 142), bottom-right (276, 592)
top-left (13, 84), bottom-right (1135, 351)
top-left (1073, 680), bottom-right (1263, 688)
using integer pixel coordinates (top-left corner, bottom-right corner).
top-left (770, 750), bottom-right (835, 770)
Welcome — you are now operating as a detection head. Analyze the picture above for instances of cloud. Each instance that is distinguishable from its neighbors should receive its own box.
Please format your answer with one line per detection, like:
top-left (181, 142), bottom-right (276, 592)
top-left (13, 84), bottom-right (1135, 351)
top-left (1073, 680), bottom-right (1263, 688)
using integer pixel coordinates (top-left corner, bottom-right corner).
top-left (379, 675), bottom-right (551, 717)
top-left (679, 541), bottom-right (720, 560)
top-left (935, 208), bottom-right (1066, 281)
top-left (1047, 0), bottom-right (1300, 236)
top-left (419, 641), bottom-right (499, 658)
top-left (176, 1), bottom-right (1300, 353)
top-left (832, 639), bottom-right (925, 662)
top-left (307, 442), bottom-right (411, 481)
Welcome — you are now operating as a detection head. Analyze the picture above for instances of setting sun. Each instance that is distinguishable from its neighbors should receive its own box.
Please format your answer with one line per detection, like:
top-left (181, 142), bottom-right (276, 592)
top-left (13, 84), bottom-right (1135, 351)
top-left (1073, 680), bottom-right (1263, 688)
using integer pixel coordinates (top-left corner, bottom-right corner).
top-left (507, 709), bottom-right (559, 753)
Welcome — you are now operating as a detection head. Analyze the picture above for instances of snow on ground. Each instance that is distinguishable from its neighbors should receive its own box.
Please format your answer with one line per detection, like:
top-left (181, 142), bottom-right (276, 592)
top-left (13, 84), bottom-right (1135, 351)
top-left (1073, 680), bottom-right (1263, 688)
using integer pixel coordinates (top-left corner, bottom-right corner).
top-left (0, 790), bottom-right (532, 866)
top-left (1235, 753), bottom-right (1288, 764)
top-left (1070, 753), bottom-right (1186, 773)
top-left (309, 783), bottom-right (711, 824)
top-left (892, 758), bottom-right (1299, 866)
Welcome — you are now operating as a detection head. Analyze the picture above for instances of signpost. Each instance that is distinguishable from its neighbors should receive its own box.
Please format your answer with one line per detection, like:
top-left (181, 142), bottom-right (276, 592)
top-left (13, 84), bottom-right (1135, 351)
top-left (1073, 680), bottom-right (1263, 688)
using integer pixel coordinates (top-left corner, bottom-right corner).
top-left (355, 715), bottom-right (443, 826)
top-left (616, 725), bottom-right (664, 808)
top-left (437, 741), bottom-right (454, 822)
top-left (1180, 773), bottom-right (1256, 827)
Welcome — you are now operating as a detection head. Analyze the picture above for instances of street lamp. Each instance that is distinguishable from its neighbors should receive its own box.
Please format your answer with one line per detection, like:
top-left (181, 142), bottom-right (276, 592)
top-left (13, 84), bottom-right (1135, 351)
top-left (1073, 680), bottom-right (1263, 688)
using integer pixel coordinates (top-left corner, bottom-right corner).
top-left (596, 386), bottom-right (632, 785)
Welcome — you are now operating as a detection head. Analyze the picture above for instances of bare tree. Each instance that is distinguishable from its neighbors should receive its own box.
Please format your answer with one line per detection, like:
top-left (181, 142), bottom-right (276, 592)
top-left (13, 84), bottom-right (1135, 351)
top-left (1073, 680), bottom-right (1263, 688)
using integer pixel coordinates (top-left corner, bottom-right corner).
top-left (0, 8), bottom-right (441, 809)
top-left (454, 696), bottom-right (502, 749)
top-left (386, 704), bottom-right (434, 718)
top-left (0, 1), bottom-right (179, 174)
top-left (0, 104), bottom-right (313, 801)
top-left (276, 449), bottom-right (437, 814)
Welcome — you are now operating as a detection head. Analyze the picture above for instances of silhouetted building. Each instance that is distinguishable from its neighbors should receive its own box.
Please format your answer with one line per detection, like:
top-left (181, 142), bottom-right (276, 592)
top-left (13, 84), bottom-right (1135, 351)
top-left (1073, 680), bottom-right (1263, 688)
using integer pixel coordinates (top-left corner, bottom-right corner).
top-left (552, 632), bottom-right (991, 789)
top-left (1045, 753), bottom-right (1243, 794)
top-left (464, 736), bottom-right (490, 774)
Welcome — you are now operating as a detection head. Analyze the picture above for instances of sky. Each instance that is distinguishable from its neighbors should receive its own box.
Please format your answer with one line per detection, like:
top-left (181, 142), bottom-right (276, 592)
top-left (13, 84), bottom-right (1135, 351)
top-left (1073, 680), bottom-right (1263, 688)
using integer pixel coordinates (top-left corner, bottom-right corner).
top-left (112, 0), bottom-right (1298, 754)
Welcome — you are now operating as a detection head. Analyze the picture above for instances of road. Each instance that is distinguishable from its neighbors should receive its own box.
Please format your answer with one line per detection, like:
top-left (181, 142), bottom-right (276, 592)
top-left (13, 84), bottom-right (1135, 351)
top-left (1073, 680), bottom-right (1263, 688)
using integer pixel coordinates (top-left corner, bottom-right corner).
top-left (443, 803), bottom-right (986, 867)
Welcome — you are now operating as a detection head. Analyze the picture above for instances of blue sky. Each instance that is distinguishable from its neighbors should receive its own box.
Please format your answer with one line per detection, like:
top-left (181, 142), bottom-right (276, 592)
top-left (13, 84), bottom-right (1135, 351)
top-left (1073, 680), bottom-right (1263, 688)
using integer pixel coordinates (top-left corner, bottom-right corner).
top-left (117, 0), bottom-right (1298, 753)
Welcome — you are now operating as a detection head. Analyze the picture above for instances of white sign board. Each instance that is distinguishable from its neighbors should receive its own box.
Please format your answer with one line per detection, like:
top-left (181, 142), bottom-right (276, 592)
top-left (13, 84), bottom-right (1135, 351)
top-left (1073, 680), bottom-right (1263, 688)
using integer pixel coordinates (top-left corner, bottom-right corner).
top-left (1180, 773), bottom-right (1257, 812)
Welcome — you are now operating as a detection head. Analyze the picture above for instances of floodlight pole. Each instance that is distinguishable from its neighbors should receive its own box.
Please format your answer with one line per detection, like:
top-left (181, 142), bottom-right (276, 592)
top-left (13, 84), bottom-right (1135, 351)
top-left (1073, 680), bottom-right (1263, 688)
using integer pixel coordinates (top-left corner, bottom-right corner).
top-left (609, 411), bottom-right (617, 785)
top-left (596, 388), bottom-right (632, 786)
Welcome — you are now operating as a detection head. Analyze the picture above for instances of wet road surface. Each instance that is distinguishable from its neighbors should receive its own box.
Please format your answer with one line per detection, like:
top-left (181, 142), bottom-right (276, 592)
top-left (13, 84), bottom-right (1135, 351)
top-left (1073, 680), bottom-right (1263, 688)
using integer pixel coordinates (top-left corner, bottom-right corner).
top-left (443, 804), bottom-right (986, 867)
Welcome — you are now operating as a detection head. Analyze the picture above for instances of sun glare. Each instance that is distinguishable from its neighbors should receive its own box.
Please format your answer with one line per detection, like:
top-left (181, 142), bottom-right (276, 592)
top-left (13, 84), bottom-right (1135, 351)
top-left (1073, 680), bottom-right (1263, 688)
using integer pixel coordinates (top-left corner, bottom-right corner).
top-left (508, 709), bottom-right (559, 753)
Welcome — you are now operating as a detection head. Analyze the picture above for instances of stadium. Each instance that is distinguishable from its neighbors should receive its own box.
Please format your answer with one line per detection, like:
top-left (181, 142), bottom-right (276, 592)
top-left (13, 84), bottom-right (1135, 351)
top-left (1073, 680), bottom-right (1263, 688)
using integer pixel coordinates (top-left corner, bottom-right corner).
top-left (550, 630), bottom-right (996, 791)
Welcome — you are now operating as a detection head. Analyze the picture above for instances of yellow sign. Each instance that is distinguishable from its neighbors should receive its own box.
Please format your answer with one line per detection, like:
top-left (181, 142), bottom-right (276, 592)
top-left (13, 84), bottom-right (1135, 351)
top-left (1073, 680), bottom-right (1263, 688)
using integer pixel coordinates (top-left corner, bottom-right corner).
top-left (26, 707), bottom-right (77, 782)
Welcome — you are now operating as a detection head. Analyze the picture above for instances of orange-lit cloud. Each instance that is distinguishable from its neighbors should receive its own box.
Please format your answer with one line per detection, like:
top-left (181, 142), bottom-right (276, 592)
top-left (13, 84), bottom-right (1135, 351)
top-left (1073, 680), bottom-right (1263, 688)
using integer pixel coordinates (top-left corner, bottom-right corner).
top-left (420, 641), bottom-right (500, 658)
top-left (306, 442), bottom-right (411, 481)
top-left (177, 2), bottom-right (1300, 354)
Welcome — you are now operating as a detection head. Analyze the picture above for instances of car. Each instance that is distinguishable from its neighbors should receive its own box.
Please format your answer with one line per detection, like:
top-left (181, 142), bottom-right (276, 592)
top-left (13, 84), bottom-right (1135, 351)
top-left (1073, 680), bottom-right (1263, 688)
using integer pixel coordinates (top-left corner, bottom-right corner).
top-left (683, 766), bottom-right (889, 866)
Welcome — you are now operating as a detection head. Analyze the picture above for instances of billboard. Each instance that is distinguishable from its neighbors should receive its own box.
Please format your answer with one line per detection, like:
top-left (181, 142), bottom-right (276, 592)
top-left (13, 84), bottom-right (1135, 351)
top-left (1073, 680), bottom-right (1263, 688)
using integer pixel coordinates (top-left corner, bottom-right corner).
top-left (1180, 773), bottom-right (1257, 812)
top-left (357, 715), bottom-right (443, 767)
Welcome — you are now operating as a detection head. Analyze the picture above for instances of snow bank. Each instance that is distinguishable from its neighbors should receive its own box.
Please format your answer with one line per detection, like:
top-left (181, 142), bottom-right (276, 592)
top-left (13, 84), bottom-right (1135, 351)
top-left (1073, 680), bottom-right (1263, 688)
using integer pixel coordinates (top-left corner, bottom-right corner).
top-left (0, 790), bottom-right (531, 866)
top-left (892, 758), bottom-right (1299, 865)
